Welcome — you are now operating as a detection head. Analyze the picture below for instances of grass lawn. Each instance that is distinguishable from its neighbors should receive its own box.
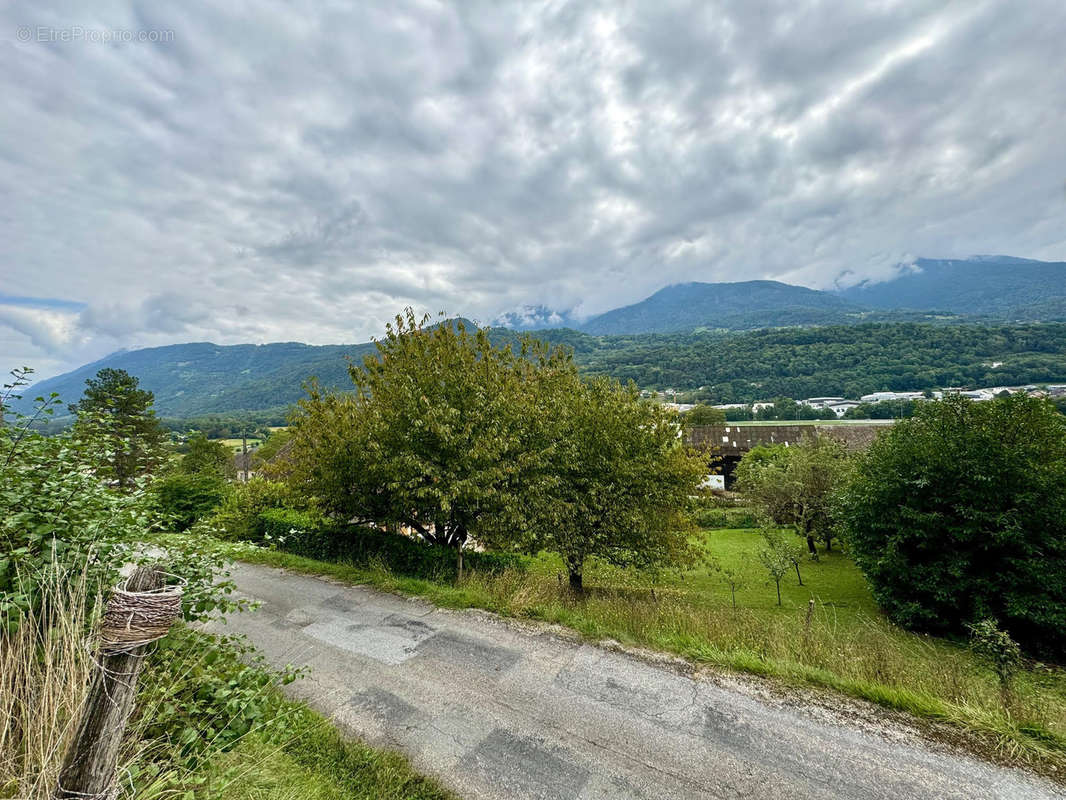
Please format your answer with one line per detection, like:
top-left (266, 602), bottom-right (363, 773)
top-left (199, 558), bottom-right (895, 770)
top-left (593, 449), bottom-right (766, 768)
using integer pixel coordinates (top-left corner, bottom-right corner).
top-left (224, 528), bottom-right (1066, 774)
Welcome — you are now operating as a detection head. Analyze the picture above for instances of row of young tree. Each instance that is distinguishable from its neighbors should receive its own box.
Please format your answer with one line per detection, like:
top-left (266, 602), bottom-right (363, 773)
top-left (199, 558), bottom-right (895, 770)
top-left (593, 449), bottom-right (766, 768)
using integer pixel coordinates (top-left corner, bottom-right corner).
top-left (283, 311), bottom-right (707, 591)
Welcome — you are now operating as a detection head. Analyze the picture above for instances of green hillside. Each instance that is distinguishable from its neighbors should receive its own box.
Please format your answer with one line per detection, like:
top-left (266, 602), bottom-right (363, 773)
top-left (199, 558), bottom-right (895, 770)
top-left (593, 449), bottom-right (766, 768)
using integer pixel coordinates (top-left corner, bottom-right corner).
top-left (16, 322), bottom-right (1066, 421)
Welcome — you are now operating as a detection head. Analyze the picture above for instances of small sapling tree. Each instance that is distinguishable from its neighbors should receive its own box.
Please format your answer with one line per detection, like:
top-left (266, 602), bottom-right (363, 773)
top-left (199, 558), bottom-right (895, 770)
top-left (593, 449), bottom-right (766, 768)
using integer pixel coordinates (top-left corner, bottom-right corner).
top-left (757, 529), bottom-right (796, 606)
top-left (716, 563), bottom-right (744, 609)
top-left (968, 618), bottom-right (1023, 706)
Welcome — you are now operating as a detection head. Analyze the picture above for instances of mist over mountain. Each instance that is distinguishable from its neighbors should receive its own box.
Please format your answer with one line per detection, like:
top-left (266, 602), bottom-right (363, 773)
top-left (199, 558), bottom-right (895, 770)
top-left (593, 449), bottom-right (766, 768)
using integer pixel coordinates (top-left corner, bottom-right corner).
top-left (838, 256), bottom-right (1066, 318)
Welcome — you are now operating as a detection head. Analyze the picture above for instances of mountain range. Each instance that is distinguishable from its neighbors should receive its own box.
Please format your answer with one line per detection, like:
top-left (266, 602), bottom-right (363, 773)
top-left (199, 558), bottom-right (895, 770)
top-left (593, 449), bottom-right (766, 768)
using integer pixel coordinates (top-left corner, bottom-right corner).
top-left (500, 256), bottom-right (1066, 335)
top-left (11, 255), bottom-right (1066, 420)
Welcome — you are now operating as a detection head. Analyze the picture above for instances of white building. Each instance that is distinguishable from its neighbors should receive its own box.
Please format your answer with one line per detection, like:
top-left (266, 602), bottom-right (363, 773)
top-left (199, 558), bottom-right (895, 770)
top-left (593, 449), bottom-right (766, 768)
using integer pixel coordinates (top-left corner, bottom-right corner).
top-left (824, 400), bottom-right (861, 417)
top-left (802, 397), bottom-right (847, 409)
top-left (859, 391), bottom-right (925, 404)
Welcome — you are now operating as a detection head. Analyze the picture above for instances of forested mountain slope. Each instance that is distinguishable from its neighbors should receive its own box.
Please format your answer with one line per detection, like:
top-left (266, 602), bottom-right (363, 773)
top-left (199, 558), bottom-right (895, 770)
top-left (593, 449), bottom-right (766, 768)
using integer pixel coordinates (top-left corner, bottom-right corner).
top-left (16, 323), bottom-right (1066, 420)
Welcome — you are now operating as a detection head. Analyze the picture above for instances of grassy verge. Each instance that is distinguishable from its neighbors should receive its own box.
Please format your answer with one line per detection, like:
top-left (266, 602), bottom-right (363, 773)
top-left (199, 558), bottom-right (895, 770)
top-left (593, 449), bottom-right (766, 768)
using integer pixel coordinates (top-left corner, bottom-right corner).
top-left (205, 703), bottom-right (453, 800)
top-left (228, 530), bottom-right (1066, 775)
top-left (0, 562), bottom-right (452, 800)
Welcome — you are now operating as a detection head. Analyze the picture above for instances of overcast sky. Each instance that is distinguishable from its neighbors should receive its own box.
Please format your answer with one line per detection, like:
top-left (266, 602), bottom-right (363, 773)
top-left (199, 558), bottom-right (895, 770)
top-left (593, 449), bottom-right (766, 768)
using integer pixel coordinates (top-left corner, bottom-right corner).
top-left (3, 0), bottom-right (1065, 378)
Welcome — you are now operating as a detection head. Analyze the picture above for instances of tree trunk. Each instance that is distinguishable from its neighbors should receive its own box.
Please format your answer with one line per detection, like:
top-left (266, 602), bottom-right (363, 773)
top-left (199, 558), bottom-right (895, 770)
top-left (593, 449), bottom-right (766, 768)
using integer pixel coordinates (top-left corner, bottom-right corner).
top-left (806, 534), bottom-right (816, 555)
top-left (775, 580), bottom-right (782, 606)
top-left (55, 567), bottom-right (167, 800)
top-left (456, 547), bottom-right (463, 582)
top-left (568, 570), bottom-right (583, 594)
top-left (794, 561), bottom-right (803, 586)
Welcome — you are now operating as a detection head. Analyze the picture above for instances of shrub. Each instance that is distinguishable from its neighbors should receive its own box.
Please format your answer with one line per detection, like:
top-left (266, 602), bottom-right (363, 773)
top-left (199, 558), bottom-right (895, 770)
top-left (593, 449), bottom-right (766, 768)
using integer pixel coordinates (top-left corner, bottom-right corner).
top-left (1, 370), bottom-right (151, 630)
top-left (137, 627), bottom-right (301, 768)
top-left (968, 618), bottom-right (1023, 701)
top-left (205, 479), bottom-right (297, 541)
top-left (837, 393), bottom-right (1066, 656)
top-left (258, 509), bottom-right (524, 581)
top-left (152, 471), bottom-right (230, 531)
top-left (691, 506), bottom-right (759, 529)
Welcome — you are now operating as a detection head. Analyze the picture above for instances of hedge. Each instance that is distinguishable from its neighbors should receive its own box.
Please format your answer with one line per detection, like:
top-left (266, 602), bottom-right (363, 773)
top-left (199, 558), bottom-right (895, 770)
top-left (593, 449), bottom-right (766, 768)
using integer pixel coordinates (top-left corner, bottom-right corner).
top-left (257, 508), bottom-right (525, 580)
top-left (691, 506), bottom-right (759, 529)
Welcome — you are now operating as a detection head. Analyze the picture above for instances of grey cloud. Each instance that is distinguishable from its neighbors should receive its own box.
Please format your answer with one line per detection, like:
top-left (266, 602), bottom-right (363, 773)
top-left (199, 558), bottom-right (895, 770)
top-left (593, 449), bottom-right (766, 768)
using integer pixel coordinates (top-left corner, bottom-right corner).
top-left (2, 0), bottom-right (1065, 378)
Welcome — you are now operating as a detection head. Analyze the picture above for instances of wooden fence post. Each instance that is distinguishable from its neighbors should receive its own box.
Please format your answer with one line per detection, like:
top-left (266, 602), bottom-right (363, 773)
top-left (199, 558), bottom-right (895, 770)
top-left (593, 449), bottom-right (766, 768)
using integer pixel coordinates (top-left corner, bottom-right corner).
top-left (54, 566), bottom-right (181, 800)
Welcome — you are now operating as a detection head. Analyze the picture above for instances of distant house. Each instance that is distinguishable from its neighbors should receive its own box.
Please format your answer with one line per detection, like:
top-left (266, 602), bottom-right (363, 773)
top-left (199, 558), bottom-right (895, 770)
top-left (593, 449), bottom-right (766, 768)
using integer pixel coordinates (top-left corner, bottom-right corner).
top-left (824, 400), bottom-right (860, 417)
top-left (859, 391), bottom-right (924, 404)
top-left (233, 451), bottom-right (255, 482)
top-left (802, 397), bottom-right (846, 408)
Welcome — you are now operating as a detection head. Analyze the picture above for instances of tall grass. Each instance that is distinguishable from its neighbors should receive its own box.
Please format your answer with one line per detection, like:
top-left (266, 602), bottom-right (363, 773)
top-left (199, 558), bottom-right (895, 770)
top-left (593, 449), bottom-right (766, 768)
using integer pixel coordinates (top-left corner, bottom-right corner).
top-left (1, 560), bottom-right (453, 800)
top-left (0, 564), bottom-right (99, 799)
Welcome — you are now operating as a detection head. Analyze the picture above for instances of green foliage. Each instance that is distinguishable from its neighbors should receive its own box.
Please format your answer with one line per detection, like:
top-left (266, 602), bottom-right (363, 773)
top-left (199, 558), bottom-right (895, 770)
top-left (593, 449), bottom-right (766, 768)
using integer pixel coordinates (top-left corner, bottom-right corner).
top-left (690, 505), bottom-right (759, 529)
top-left (180, 432), bottom-right (235, 477)
top-left (753, 397), bottom-right (837, 421)
top-left (514, 375), bottom-right (708, 590)
top-left (837, 394), bottom-right (1066, 656)
top-left (69, 367), bottom-right (168, 488)
top-left (0, 370), bottom-right (151, 629)
top-left (258, 509), bottom-right (523, 580)
top-left (19, 323), bottom-right (1066, 422)
top-left (286, 311), bottom-right (574, 558)
top-left (968, 619), bottom-right (1023, 696)
top-left (683, 404), bottom-right (726, 426)
top-left (205, 478), bottom-right (298, 541)
top-left (844, 399), bottom-right (919, 419)
top-left (524, 322), bottom-right (1066, 399)
top-left (735, 436), bottom-right (850, 552)
top-left (138, 627), bottom-right (302, 768)
top-left (252, 427), bottom-right (292, 466)
top-left (756, 529), bottom-right (801, 605)
top-left (152, 471), bottom-right (231, 532)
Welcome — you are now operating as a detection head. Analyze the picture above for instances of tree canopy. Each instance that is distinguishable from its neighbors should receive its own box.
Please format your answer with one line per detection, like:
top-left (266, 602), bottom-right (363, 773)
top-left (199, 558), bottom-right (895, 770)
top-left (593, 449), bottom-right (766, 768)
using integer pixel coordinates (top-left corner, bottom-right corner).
top-left (285, 311), bottom-right (706, 586)
top-left (836, 393), bottom-right (1066, 655)
top-left (735, 436), bottom-right (850, 553)
top-left (517, 375), bottom-right (707, 591)
top-left (287, 312), bottom-right (571, 561)
top-left (69, 367), bottom-right (167, 488)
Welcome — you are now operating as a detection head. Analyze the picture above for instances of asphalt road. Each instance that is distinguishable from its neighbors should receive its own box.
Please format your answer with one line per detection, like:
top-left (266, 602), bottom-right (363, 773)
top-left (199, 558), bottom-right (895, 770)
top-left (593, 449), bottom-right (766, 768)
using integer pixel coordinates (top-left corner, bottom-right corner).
top-left (211, 563), bottom-right (1064, 800)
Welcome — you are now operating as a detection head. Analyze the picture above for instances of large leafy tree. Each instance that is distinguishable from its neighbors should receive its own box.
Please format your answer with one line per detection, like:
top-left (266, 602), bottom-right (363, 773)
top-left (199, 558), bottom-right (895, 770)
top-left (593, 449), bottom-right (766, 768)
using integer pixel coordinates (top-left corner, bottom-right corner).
top-left (837, 393), bottom-right (1066, 655)
top-left (516, 375), bottom-right (707, 592)
top-left (734, 436), bottom-right (850, 554)
top-left (287, 311), bottom-right (569, 571)
top-left (69, 368), bottom-right (167, 488)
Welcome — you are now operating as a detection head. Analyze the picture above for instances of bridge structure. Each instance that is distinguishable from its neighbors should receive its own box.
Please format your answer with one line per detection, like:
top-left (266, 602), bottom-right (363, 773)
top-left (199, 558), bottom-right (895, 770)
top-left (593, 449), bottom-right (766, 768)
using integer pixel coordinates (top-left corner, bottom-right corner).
top-left (684, 422), bottom-right (891, 486)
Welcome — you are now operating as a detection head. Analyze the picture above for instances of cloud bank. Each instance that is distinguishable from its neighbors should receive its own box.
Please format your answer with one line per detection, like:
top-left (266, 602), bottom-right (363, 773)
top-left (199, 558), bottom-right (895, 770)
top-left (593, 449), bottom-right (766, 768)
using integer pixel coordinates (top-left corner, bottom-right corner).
top-left (2, 0), bottom-right (1065, 377)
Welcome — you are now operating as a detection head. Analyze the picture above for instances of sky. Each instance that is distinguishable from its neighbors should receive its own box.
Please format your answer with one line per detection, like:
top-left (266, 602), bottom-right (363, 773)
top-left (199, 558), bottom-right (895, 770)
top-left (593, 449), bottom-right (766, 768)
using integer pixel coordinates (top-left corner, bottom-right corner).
top-left (3, 0), bottom-right (1065, 379)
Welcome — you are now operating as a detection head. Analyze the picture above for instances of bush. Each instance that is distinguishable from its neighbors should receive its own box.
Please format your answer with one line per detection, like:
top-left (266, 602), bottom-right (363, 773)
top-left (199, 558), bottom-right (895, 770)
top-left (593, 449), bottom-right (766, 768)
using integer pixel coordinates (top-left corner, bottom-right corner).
top-left (691, 506), bottom-right (759, 529)
top-left (837, 393), bottom-right (1066, 656)
top-left (152, 471), bottom-right (230, 531)
top-left (205, 479), bottom-right (297, 541)
top-left (137, 627), bottom-right (301, 767)
top-left (258, 509), bottom-right (524, 580)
